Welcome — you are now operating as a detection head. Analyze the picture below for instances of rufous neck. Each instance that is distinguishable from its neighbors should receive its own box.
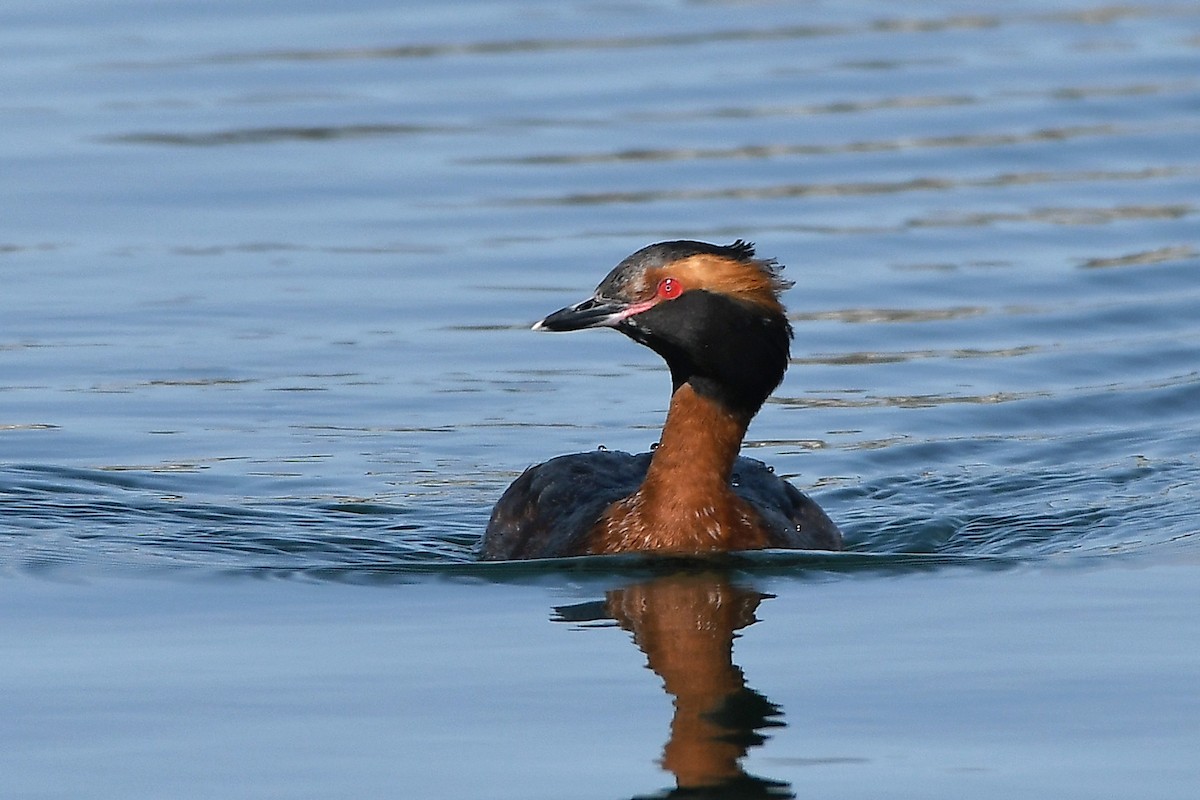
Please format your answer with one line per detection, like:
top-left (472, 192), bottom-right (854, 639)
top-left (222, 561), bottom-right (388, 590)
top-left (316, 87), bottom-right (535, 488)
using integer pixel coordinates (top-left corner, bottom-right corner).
top-left (642, 382), bottom-right (749, 494)
top-left (588, 382), bottom-right (765, 554)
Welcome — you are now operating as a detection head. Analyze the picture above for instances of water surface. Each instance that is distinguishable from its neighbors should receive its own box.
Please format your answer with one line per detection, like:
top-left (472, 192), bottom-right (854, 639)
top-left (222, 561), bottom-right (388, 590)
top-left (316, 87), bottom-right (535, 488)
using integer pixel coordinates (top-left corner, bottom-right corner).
top-left (2, 1), bottom-right (1199, 797)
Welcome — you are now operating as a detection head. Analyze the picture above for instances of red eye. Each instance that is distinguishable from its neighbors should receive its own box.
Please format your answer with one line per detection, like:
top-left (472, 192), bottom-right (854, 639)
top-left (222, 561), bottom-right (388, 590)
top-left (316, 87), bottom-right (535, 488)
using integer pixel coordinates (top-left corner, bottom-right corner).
top-left (656, 277), bottom-right (683, 300)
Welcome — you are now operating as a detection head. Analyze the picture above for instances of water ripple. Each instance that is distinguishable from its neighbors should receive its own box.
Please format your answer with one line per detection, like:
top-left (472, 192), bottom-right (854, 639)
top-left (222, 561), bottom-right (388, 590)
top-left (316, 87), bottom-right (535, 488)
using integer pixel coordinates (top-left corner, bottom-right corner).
top-left (467, 125), bottom-right (1121, 166)
top-left (103, 123), bottom-right (461, 147)
top-left (5, 428), bottom-right (1198, 580)
top-left (837, 453), bottom-right (1200, 561)
top-left (501, 166), bottom-right (1195, 207)
top-left (102, 6), bottom-right (1200, 69)
top-left (1081, 244), bottom-right (1198, 268)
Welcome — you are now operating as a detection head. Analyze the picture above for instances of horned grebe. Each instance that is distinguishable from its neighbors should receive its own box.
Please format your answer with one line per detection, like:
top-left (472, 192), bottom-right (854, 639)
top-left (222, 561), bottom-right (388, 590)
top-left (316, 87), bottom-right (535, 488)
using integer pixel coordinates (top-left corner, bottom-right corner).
top-left (481, 240), bottom-right (841, 559)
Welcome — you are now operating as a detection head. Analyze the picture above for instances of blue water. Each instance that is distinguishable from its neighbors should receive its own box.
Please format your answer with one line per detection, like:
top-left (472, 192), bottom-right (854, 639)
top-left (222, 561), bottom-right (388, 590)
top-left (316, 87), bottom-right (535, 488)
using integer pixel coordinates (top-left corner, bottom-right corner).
top-left (2, 1), bottom-right (1199, 797)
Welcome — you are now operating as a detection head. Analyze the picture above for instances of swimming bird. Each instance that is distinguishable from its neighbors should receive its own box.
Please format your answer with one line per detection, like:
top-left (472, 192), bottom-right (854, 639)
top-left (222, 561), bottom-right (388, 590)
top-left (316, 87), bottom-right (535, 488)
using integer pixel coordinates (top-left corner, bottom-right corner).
top-left (480, 240), bottom-right (842, 560)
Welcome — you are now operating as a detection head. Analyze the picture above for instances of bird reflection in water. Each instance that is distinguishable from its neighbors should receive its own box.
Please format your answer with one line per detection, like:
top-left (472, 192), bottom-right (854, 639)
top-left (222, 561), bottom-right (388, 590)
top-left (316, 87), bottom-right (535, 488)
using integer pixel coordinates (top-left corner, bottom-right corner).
top-left (555, 573), bottom-right (792, 799)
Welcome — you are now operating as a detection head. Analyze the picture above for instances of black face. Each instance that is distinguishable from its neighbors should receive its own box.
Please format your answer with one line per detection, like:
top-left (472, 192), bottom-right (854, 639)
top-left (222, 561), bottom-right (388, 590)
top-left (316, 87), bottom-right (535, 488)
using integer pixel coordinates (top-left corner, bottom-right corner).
top-left (618, 289), bottom-right (792, 418)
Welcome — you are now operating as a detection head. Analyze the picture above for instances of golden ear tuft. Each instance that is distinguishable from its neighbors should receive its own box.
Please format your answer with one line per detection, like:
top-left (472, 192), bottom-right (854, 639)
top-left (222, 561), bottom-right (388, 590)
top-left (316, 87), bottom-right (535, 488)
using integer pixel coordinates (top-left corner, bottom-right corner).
top-left (720, 240), bottom-right (794, 297)
top-left (661, 251), bottom-right (791, 315)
